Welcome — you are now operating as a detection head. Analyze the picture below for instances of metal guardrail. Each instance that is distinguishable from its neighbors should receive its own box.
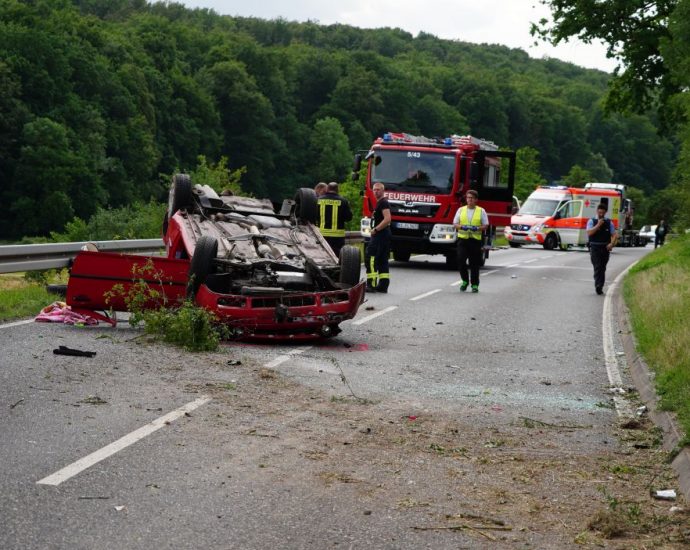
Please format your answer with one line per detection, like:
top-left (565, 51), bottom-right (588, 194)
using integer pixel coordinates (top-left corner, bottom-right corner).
top-left (0, 239), bottom-right (165, 274)
top-left (0, 232), bottom-right (364, 274)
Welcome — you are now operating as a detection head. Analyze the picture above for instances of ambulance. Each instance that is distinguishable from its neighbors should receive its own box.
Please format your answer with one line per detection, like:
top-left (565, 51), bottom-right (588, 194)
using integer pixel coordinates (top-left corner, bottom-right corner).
top-left (504, 184), bottom-right (625, 250)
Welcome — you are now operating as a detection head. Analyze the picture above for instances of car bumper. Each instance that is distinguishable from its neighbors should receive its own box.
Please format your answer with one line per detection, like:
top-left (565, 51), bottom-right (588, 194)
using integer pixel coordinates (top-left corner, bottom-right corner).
top-left (195, 282), bottom-right (366, 340)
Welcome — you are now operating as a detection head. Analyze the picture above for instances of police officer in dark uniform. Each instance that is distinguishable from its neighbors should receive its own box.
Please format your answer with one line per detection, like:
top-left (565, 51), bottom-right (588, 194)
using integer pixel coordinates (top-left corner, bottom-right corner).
top-left (365, 182), bottom-right (392, 293)
top-left (317, 182), bottom-right (352, 258)
top-left (586, 202), bottom-right (618, 295)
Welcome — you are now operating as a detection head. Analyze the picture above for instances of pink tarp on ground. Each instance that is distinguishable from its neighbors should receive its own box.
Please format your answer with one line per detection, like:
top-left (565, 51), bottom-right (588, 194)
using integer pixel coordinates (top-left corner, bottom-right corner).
top-left (35, 302), bottom-right (98, 326)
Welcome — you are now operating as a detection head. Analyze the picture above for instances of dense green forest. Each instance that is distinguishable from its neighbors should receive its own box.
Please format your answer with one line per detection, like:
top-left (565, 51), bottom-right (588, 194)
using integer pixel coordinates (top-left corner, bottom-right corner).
top-left (0, 0), bottom-right (680, 240)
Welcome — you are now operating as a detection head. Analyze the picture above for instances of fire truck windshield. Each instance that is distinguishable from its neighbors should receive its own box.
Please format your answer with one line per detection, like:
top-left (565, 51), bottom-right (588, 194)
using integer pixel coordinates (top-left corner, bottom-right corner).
top-left (371, 150), bottom-right (455, 193)
top-left (519, 198), bottom-right (561, 216)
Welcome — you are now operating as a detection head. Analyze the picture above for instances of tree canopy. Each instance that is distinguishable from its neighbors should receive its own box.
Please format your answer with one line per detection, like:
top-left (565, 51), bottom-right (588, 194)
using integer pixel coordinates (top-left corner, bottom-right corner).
top-left (0, 0), bottom-right (678, 238)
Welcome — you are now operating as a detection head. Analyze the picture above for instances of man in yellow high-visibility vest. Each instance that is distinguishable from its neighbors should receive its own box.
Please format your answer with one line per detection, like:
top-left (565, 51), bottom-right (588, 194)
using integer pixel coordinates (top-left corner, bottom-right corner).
top-left (317, 182), bottom-right (352, 258)
top-left (453, 189), bottom-right (488, 293)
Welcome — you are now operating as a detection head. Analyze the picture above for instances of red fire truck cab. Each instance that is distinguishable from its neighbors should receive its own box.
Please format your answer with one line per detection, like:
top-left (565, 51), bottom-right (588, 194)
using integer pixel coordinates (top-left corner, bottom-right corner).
top-left (354, 133), bottom-right (515, 267)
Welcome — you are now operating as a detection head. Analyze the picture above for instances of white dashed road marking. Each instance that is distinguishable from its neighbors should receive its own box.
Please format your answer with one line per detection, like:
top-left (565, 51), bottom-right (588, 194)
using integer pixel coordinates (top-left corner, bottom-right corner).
top-left (410, 289), bottom-right (442, 301)
top-left (352, 306), bottom-right (398, 325)
top-left (37, 396), bottom-right (212, 486)
top-left (263, 346), bottom-right (311, 368)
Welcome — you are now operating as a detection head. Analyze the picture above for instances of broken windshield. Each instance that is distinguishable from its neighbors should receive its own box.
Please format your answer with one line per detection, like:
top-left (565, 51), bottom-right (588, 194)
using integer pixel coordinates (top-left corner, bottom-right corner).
top-left (370, 150), bottom-right (455, 193)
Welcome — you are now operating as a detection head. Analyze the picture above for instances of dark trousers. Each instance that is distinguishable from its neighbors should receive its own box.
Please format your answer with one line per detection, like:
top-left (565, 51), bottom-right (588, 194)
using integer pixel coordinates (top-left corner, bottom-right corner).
top-left (457, 237), bottom-right (482, 286)
top-left (589, 244), bottom-right (610, 289)
top-left (325, 236), bottom-right (345, 259)
top-left (654, 235), bottom-right (665, 248)
top-left (365, 230), bottom-right (391, 290)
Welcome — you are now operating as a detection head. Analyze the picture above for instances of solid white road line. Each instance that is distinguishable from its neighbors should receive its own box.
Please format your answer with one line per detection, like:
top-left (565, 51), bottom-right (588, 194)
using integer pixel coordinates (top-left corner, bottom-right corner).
top-left (0, 319), bottom-right (34, 330)
top-left (264, 346), bottom-right (311, 369)
top-left (37, 396), bottom-right (212, 486)
top-left (603, 265), bottom-right (636, 419)
top-left (410, 289), bottom-right (442, 301)
top-left (352, 305), bottom-right (398, 325)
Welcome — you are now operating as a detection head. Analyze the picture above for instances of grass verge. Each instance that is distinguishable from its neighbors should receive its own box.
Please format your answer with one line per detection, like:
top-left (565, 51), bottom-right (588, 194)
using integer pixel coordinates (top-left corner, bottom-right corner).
top-left (623, 234), bottom-right (690, 445)
top-left (0, 274), bottom-right (54, 322)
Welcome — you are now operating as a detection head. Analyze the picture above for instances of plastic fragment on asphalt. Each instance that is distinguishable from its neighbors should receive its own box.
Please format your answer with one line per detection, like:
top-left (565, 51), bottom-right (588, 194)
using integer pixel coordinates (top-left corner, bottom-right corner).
top-left (653, 489), bottom-right (677, 500)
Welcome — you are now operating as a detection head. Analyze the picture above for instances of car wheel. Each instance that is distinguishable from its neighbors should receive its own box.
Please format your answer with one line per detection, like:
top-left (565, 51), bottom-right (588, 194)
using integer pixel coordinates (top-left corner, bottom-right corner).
top-left (188, 235), bottom-right (218, 298)
top-left (339, 245), bottom-right (361, 286)
top-left (294, 188), bottom-right (318, 224)
top-left (168, 173), bottom-right (193, 218)
top-left (508, 241), bottom-right (521, 248)
top-left (393, 249), bottom-right (411, 262)
top-left (46, 284), bottom-right (67, 297)
top-left (543, 232), bottom-right (558, 250)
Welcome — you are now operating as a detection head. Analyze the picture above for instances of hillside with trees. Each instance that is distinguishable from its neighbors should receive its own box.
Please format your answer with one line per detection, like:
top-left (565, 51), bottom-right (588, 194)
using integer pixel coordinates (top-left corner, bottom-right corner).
top-left (0, 0), bottom-right (678, 240)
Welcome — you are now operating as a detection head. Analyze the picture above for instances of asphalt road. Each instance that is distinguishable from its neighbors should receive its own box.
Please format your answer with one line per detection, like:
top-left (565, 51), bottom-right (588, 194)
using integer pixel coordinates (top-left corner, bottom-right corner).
top-left (0, 244), bottom-right (657, 549)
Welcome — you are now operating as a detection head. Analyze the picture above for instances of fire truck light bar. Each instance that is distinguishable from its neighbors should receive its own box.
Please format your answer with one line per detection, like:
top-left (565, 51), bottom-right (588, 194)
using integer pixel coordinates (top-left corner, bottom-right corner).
top-left (379, 132), bottom-right (498, 150)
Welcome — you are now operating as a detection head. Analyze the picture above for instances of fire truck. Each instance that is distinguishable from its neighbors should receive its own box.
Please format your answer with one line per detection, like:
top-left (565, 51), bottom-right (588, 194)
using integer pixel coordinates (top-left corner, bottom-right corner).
top-left (353, 133), bottom-right (516, 267)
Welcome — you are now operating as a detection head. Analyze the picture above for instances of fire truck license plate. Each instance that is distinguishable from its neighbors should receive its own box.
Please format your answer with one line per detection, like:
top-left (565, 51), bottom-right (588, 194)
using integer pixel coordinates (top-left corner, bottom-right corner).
top-left (396, 222), bottom-right (419, 229)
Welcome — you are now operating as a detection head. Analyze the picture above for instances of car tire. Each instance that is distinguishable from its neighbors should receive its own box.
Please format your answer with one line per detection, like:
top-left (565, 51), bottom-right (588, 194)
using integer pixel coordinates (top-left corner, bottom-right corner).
top-left (543, 232), bottom-right (558, 250)
top-left (188, 235), bottom-right (218, 298)
top-left (294, 188), bottom-right (318, 224)
top-left (168, 173), bottom-right (193, 218)
top-left (339, 245), bottom-right (361, 286)
top-left (445, 252), bottom-right (458, 270)
top-left (393, 249), bottom-right (411, 262)
top-left (46, 284), bottom-right (67, 297)
top-left (508, 241), bottom-right (521, 248)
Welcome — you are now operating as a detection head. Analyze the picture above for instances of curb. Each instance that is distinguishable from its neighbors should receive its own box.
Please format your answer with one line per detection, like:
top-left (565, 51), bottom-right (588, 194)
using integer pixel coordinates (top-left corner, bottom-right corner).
top-left (614, 282), bottom-right (690, 498)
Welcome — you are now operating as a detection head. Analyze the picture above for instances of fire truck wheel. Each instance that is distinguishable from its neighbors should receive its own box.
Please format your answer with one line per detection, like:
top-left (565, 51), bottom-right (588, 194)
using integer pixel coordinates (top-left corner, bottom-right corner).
top-left (168, 173), bottom-right (193, 218)
top-left (339, 245), bottom-right (362, 286)
top-left (188, 235), bottom-right (218, 298)
top-left (543, 233), bottom-right (558, 250)
top-left (294, 188), bottom-right (318, 224)
top-left (393, 249), bottom-right (411, 262)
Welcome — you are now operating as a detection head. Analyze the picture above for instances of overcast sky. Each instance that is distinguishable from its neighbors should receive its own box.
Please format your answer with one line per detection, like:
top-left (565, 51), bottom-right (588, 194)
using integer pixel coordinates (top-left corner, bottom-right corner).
top-left (178, 0), bottom-right (617, 73)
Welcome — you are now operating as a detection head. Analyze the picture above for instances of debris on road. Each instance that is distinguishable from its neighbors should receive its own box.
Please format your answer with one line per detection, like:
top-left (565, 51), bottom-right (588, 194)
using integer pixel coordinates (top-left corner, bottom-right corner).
top-left (653, 489), bottom-right (677, 501)
top-left (53, 345), bottom-right (96, 358)
top-left (78, 395), bottom-right (108, 405)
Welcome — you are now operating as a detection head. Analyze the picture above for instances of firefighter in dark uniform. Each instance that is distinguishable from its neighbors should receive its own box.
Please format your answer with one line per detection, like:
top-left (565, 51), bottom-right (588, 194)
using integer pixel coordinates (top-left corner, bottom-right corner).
top-left (586, 202), bottom-right (618, 295)
top-left (317, 182), bottom-right (352, 258)
top-left (365, 182), bottom-right (392, 293)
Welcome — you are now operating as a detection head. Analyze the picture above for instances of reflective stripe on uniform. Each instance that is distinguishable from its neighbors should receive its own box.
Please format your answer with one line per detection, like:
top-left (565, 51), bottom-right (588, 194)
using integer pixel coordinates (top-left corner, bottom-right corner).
top-left (318, 199), bottom-right (345, 237)
top-left (367, 256), bottom-right (378, 284)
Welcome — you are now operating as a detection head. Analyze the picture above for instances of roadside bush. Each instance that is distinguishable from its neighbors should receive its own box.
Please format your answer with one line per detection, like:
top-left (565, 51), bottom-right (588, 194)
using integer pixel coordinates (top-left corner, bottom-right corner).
top-left (51, 200), bottom-right (166, 242)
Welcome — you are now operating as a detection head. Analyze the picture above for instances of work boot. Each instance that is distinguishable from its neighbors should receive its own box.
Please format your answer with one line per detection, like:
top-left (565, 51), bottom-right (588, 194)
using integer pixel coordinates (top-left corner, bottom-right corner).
top-left (459, 281), bottom-right (469, 292)
top-left (366, 285), bottom-right (377, 293)
top-left (376, 280), bottom-right (389, 294)
top-left (596, 287), bottom-right (604, 295)
top-left (471, 285), bottom-right (479, 293)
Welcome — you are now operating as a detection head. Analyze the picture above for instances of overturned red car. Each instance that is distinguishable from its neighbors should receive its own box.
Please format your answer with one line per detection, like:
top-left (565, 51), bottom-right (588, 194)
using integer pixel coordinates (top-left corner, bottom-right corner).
top-left (66, 174), bottom-right (365, 340)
